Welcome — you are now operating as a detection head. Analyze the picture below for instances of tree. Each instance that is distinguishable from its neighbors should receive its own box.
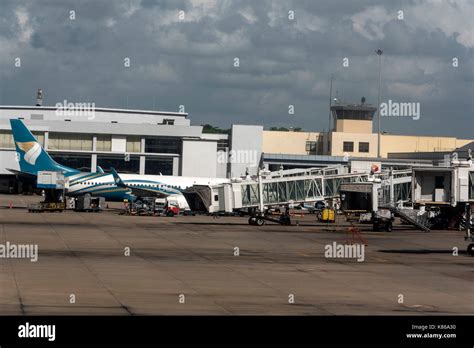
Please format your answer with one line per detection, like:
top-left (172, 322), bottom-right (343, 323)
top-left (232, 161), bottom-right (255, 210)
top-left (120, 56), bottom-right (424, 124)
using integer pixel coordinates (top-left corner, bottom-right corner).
top-left (268, 127), bottom-right (303, 132)
top-left (201, 124), bottom-right (230, 134)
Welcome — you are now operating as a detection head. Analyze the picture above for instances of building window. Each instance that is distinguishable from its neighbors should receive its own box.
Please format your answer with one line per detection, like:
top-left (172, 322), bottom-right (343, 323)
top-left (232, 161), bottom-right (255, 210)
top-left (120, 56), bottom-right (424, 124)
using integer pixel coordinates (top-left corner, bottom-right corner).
top-left (435, 176), bottom-right (445, 189)
top-left (0, 131), bottom-right (14, 148)
top-left (96, 135), bottom-right (112, 152)
top-left (30, 114), bottom-right (43, 120)
top-left (0, 130), bottom-right (43, 148)
top-left (145, 157), bottom-right (173, 175)
top-left (50, 153), bottom-right (91, 172)
top-left (145, 138), bottom-right (181, 154)
top-left (343, 141), bottom-right (354, 152)
top-left (97, 155), bottom-right (140, 174)
top-left (49, 133), bottom-right (93, 151)
top-left (162, 119), bottom-right (175, 125)
top-left (32, 132), bottom-right (45, 147)
top-left (217, 139), bottom-right (229, 151)
top-left (126, 136), bottom-right (141, 153)
top-left (358, 142), bottom-right (370, 153)
top-left (305, 141), bottom-right (317, 155)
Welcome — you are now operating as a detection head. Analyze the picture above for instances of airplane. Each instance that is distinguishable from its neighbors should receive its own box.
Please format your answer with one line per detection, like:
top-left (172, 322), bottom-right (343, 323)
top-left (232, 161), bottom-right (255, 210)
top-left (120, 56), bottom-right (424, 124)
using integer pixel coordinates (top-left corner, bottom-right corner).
top-left (9, 119), bottom-right (229, 202)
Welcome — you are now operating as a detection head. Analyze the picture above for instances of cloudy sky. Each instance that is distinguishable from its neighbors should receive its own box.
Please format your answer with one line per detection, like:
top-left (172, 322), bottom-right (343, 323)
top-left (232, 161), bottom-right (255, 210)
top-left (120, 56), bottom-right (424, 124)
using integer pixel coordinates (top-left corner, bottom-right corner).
top-left (0, 0), bottom-right (473, 137)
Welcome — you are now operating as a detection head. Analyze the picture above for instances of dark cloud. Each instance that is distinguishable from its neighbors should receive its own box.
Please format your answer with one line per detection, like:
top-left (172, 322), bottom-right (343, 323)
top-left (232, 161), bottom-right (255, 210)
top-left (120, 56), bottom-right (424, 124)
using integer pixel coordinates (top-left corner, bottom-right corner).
top-left (0, 0), bottom-right (472, 137)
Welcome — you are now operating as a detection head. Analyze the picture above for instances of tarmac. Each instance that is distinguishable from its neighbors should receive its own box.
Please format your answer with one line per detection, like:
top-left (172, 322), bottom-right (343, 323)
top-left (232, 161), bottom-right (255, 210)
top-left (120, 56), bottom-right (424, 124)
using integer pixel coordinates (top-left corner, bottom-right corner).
top-left (0, 194), bottom-right (473, 315)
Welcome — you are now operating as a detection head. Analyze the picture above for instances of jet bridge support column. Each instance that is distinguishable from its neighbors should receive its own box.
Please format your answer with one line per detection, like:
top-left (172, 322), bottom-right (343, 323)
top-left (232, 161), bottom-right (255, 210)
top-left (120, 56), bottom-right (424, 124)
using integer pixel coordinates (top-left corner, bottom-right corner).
top-left (248, 169), bottom-right (269, 226)
top-left (257, 169), bottom-right (264, 214)
top-left (465, 203), bottom-right (473, 255)
top-left (389, 168), bottom-right (394, 207)
top-left (247, 168), bottom-right (293, 226)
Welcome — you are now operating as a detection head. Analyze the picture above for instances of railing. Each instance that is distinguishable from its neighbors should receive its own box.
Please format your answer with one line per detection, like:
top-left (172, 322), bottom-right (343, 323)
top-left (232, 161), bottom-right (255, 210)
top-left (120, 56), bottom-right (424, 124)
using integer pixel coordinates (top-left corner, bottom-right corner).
top-left (240, 169), bottom-right (412, 208)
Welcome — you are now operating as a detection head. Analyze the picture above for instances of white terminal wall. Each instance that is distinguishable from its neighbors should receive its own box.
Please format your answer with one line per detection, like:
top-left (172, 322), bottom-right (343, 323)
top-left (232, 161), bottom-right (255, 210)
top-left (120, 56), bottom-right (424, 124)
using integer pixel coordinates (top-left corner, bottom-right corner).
top-left (111, 136), bottom-right (127, 152)
top-left (216, 159), bottom-right (227, 178)
top-left (0, 151), bottom-right (19, 174)
top-left (201, 133), bottom-right (229, 178)
top-left (229, 125), bottom-right (263, 177)
top-left (181, 140), bottom-right (218, 178)
top-left (0, 106), bottom-right (190, 126)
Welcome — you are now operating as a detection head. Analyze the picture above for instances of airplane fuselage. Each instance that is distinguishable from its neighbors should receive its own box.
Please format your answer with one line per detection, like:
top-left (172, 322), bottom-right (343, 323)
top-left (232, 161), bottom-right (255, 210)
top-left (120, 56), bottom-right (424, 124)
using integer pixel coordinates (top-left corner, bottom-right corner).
top-left (66, 171), bottom-right (228, 202)
top-left (9, 118), bottom-right (228, 203)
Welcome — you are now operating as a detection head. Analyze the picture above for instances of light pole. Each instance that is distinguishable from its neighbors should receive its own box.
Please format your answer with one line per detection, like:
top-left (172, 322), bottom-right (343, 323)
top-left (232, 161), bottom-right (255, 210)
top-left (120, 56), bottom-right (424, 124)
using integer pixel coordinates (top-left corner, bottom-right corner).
top-left (329, 73), bottom-right (334, 131)
top-left (328, 74), bottom-right (334, 155)
top-left (375, 49), bottom-right (383, 158)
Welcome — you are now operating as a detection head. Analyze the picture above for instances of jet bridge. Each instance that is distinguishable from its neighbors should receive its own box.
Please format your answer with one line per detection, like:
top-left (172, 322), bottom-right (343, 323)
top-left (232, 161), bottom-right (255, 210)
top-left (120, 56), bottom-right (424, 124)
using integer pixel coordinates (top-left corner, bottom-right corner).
top-left (340, 178), bottom-right (430, 232)
top-left (340, 156), bottom-right (474, 237)
top-left (411, 156), bottom-right (474, 253)
top-left (182, 166), bottom-right (412, 226)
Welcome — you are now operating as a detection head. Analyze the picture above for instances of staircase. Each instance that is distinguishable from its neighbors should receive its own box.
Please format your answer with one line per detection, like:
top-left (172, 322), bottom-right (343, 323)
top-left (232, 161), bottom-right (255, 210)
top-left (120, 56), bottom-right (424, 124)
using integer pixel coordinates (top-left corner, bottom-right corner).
top-left (384, 206), bottom-right (431, 232)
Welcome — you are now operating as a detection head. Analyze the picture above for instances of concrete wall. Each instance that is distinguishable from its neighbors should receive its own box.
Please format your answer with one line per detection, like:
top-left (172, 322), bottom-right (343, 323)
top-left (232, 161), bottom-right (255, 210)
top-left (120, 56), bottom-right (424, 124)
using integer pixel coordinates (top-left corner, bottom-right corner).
top-left (111, 135), bottom-right (126, 152)
top-left (330, 132), bottom-right (378, 158)
top-left (262, 131), bottom-right (321, 155)
top-left (262, 128), bottom-right (473, 159)
top-left (334, 119), bottom-right (372, 134)
top-left (0, 150), bottom-right (19, 174)
top-left (201, 133), bottom-right (229, 178)
top-left (229, 125), bottom-right (263, 177)
top-left (381, 135), bottom-right (472, 158)
top-left (216, 151), bottom-right (228, 178)
top-left (181, 140), bottom-right (217, 178)
top-left (0, 106), bottom-right (190, 126)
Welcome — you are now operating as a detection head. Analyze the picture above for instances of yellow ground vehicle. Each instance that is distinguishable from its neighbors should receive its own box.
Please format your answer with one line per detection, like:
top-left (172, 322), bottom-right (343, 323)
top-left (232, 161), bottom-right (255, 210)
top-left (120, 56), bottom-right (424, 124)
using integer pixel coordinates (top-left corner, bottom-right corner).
top-left (319, 208), bottom-right (335, 223)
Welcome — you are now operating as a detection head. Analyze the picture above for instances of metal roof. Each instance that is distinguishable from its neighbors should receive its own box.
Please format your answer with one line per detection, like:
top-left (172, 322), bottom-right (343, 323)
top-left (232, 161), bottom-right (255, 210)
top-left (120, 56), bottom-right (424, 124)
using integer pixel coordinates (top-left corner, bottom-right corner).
top-left (0, 105), bottom-right (188, 117)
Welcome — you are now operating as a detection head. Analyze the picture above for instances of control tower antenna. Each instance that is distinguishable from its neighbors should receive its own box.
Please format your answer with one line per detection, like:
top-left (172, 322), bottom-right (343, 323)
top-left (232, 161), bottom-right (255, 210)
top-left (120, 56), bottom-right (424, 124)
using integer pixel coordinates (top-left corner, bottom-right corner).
top-left (36, 89), bottom-right (43, 107)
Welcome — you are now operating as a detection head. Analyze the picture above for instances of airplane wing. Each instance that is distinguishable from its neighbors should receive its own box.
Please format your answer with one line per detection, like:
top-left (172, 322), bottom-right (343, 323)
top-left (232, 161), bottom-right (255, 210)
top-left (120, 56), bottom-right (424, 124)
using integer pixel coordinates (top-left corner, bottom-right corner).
top-left (128, 186), bottom-right (169, 199)
top-left (110, 167), bottom-right (169, 199)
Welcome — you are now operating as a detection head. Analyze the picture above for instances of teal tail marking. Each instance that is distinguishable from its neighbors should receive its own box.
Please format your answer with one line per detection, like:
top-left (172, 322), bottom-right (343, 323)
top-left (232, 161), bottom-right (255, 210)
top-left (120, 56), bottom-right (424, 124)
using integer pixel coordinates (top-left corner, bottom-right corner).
top-left (10, 119), bottom-right (79, 176)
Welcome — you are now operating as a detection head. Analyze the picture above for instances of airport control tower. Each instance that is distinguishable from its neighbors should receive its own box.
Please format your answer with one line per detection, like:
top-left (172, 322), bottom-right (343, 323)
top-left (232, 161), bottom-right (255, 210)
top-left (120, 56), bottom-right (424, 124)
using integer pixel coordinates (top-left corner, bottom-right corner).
top-left (327, 98), bottom-right (378, 157)
top-left (330, 98), bottom-right (377, 133)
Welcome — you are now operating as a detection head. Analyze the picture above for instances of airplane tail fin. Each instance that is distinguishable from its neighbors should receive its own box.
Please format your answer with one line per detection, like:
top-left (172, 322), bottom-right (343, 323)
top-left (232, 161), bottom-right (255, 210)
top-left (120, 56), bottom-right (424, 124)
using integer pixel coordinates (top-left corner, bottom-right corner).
top-left (10, 119), bottom-right (79, 176)
top-left (110, 167), bottom-right (126, 187)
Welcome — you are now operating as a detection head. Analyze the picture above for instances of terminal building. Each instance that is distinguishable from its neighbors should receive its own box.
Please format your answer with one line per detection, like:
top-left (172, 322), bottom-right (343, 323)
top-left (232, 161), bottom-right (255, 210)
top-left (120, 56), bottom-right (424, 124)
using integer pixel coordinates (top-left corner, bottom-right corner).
top-left (261, 100), bottom-right (473, 170)
top-left (262, 100), bottom-right (472, 158)
top-left (0, 105), bottom-right (231, 192)
top-left (0, 105), bottom-right (231, 177)
top-left (0, 98), bottom-right (472, 193)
